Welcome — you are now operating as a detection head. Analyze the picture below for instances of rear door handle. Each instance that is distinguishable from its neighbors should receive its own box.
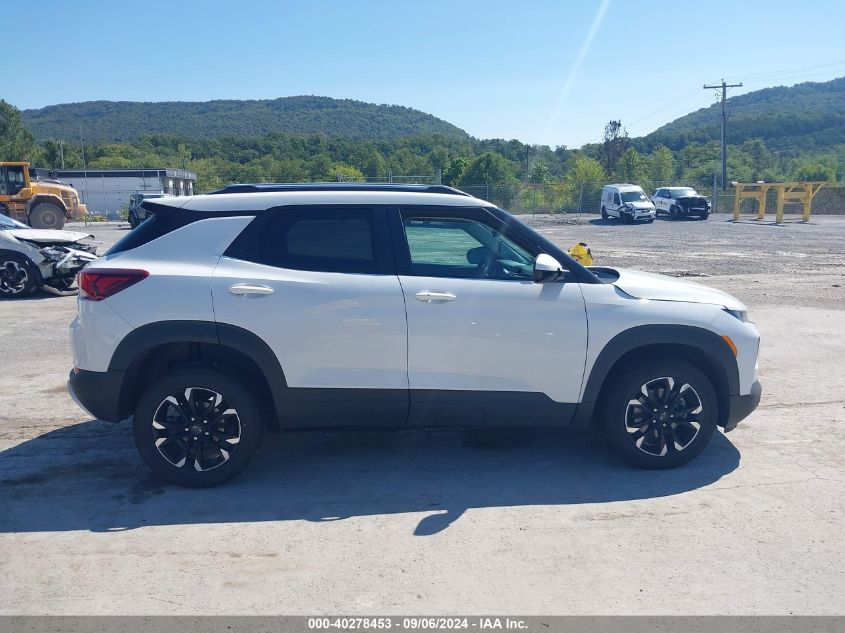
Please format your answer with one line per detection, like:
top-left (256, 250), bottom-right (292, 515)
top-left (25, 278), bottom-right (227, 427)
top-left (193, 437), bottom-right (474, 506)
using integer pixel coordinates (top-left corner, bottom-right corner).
top-left (415, 290), bottom-right (456, 302)
top-left (229, 283), bottom-right (274, 296)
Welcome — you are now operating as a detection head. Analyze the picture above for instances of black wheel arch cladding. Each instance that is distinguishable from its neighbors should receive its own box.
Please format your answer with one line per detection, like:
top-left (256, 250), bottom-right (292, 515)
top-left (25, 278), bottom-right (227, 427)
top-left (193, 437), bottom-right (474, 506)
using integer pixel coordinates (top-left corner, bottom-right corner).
top-left (573, 324), bottom-right (739, 428)
top-left (109, 320), bottom-right (287, 422)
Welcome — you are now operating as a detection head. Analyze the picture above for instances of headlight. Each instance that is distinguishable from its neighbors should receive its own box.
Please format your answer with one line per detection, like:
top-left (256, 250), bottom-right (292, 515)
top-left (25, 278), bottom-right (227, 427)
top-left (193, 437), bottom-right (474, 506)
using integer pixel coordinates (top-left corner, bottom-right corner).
top-left (723, 308), bottom-right (748, 322)
top-left (39, 246), bottom-right (67, 261)
top-left (71, 241), bottom-right (97, 254)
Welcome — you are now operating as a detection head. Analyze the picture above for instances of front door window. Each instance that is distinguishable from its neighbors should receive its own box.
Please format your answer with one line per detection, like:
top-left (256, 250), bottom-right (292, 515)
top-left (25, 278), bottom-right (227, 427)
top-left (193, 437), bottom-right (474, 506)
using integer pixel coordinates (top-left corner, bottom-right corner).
top-left (401, 214), bottom-right (535, 281)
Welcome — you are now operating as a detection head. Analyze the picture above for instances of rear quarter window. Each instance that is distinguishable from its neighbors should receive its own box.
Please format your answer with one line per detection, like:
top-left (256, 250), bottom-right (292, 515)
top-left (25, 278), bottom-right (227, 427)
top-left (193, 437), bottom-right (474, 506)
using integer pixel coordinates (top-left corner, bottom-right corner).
top-left (107, 213), bottom-right (195, 255)
top-left (108, 207), bottom-right (257, 255)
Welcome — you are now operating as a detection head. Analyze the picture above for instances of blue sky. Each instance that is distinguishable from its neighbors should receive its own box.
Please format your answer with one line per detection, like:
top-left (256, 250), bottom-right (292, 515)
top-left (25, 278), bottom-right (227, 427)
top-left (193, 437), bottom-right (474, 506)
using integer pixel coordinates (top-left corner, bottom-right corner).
top-left (7, 0), bottom-right (845, 147)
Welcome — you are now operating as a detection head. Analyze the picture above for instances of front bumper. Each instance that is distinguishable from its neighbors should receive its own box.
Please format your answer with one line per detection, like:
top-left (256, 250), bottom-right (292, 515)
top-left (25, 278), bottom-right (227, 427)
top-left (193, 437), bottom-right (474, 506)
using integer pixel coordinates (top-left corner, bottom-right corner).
top-left (70, 203), bottom-right (88, 219)
top-left (625, 208), bottom-right (655, 221)
top-left (724, 379), bottom-right (762, 431)
top-left (67, 368), bottom-right (127, 422)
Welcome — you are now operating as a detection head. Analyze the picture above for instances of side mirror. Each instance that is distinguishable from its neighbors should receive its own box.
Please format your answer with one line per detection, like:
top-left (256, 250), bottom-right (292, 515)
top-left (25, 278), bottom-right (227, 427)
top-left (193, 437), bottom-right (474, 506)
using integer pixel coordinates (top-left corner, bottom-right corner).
top-left (533, 253), bottom-right (563, 283)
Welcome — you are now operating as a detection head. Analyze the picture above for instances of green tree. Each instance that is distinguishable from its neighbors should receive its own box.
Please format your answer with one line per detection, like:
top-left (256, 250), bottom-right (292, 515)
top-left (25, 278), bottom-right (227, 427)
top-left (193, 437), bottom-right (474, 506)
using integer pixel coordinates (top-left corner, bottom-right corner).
top-left (528, 161), bottom-right (551, 184)
top-left (443, 156), bottom-right (469, 186)
top-left (458, 152), bottom-right (517, 186)
top-left (791, 159), bottom-right (836, 182)
top-left (458, 152), bottom-right (518, 205)
top-left (647, 145), bottom-right (674, 182)
top-left (332, 163), bottom-right (366, 181)
top-left (617, 148), bottom-right (645, 183)
top-left (0, 100), bottom-right (37, 161)
top-left (562, 154), bottom-right (606, 210)
top-left (427, 146), bottom-right (450, 173)
top-left (600, 120), bottom-right (628, 175)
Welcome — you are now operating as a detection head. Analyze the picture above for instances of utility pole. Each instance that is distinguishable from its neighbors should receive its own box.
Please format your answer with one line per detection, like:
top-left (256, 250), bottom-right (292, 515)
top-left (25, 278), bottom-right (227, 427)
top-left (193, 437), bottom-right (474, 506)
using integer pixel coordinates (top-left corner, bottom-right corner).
top-left (703, 78), bottom-right (742, 190)
top-left (77, 121), bottom-right (87, 169)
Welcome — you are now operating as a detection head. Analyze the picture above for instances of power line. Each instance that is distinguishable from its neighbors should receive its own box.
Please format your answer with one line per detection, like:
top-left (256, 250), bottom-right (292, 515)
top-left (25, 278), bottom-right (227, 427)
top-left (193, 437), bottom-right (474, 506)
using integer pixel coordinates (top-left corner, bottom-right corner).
top-left (725, 60), bottom-right (845, 84)
top-left (703, 79), bottom-right (743, 191)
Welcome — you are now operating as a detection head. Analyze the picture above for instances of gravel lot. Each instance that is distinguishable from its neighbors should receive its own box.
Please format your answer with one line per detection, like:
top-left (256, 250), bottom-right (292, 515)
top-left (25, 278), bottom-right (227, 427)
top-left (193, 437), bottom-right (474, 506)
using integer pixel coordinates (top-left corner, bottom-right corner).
top-left (1, 213), bottom-right (844, 615)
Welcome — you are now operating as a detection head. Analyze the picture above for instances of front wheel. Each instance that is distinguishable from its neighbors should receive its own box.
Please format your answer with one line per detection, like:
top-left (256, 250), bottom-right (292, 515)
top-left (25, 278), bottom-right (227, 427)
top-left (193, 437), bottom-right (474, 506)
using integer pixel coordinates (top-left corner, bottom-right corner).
top-left (128, 210), bottom-right (140, 228)
top-left (134, 367), bottom-right (265, 487)
top-left (29, 203), bottom-right (66, 229)
top-left (0, 253), bottom-right (38, 298)
top-left (601, 358), bottom-right (717, 469)
top-left (601, 206), bottom-right (608, 220)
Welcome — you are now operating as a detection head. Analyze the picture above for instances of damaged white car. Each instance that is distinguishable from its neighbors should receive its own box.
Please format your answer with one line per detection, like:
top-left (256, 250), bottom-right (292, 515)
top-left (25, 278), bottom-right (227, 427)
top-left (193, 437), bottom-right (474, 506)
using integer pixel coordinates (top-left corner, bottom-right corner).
top-left (0, 213), bottom-right (98, 298)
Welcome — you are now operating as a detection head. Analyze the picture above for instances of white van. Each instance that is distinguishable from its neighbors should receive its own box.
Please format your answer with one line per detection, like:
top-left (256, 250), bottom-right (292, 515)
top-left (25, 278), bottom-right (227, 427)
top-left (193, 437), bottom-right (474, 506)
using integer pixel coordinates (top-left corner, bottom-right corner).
top-left (601, 184), bottom-right (656, 223)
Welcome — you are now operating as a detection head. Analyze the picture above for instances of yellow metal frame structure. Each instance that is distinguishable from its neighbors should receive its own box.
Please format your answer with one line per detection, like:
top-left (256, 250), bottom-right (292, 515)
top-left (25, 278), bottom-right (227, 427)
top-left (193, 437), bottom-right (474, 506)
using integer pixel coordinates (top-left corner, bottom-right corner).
top-left (732, 181), bottom-right (827, 223)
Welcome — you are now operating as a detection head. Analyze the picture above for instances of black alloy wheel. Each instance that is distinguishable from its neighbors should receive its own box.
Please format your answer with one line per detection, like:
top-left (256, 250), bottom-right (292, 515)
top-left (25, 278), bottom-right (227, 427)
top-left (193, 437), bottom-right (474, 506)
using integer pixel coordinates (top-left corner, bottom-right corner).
top-left (624, 377), bottom-right (703, 457)
top-left (0, 255), bottom-right (37, 297)
top-left (602, 358), bottom-right (717, 468)
top-left (134, 367), bottom-right (265, 487)
top-left (151, 387), bottom-right (243, 472)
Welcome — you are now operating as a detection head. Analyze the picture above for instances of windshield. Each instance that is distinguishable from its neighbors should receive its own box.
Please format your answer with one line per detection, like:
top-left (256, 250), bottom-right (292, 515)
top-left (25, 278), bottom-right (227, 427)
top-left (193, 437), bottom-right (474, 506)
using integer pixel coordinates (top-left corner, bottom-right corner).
top-left (621, 191), bottom-right (648, 203)
top-left (0, 214), bottom-right (29, 230)
top-left (671, 188), bottom-right (698, 198)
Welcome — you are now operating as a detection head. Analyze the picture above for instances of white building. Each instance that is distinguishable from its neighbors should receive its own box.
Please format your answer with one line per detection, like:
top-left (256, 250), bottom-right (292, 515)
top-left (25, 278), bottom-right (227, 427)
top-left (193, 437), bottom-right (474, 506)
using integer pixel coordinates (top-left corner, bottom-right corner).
top-left (51, 168), bottom-right (197, 218)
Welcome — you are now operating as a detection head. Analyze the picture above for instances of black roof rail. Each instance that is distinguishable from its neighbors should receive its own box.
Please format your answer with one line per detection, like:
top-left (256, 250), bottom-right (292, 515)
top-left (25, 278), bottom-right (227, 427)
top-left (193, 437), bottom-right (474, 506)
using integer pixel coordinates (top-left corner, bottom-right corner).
top-left (207, 182), bottom-right (472, 196)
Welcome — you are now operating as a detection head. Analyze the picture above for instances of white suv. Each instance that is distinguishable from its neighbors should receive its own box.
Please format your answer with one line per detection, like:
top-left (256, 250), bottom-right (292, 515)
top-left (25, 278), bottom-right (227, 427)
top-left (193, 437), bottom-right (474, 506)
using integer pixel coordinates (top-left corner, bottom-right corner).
top-left (67, 184), bottom-right (761, 487)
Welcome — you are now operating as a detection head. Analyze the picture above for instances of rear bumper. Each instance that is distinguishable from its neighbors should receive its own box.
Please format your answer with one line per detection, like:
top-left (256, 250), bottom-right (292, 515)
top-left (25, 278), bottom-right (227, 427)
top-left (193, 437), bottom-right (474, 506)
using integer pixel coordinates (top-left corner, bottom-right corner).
top-left (67, 368), bottom-right (126, 422)
top-left (724, 380), bottom-right (762, 431)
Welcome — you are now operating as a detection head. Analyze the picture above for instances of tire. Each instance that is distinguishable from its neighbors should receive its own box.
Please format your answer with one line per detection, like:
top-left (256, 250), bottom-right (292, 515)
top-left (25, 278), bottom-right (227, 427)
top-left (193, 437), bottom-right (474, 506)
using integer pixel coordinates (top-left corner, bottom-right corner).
top-left (601, 357), bottom-right (717, 469)
top-left (133, 366), bottom-right (265, 487)
top-left (601, 206), bottom-right (608, 220)
top-left (700, 212), bottom-right (710, 221)
top-left (29, 203), bottom-right (65, 229)
top-left (128, 211), bottom-right (140, 229)
top-left (0, 253), bottom-right (38, 298)
top-left (669, 205), bottom-right (679, 220)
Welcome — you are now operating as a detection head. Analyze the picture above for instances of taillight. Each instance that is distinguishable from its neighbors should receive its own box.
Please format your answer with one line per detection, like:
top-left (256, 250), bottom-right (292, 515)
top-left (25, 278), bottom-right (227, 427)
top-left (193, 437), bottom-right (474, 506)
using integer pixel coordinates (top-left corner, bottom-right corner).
top-left (78, 269), bottom-right (149, 301)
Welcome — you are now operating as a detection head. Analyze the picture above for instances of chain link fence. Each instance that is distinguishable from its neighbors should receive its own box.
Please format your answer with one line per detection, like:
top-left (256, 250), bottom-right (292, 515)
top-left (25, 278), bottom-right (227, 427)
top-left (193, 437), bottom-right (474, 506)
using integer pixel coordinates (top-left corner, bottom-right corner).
top-left (459, 180), bottom-right (845, 218)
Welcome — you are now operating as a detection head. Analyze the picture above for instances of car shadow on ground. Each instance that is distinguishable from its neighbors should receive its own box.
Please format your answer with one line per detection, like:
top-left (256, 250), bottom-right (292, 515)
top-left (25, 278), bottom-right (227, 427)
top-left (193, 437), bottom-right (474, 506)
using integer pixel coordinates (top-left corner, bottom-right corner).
top-left (0, 420), bottom-right (740, 536)
top-left (587, 218), bottom-right (653, 226)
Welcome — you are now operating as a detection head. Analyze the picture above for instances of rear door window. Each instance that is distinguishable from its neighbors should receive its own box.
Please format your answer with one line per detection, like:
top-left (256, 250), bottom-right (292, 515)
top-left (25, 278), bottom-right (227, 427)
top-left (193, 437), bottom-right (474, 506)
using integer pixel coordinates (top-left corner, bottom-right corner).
top-left (226, 206), bottom-right (393, 274)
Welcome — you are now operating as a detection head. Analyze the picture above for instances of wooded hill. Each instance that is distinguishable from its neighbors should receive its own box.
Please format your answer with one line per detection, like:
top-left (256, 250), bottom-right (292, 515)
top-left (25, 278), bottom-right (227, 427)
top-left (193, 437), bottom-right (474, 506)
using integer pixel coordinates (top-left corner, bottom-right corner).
top-left (21, 96), bottom-right (470, 143)
top-left (641, 77), bottom-right (845, 153)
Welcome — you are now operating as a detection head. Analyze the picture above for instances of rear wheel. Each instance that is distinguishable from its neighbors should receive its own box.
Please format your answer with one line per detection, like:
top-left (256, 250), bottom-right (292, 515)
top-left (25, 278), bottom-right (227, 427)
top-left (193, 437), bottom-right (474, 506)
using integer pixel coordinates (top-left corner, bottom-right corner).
top-left (601, 358), bottom-right (717, 469)
top-left (29, 203), bottom-right (65, 229)
top-left (134, 367), bottom-right (265, 487)
top-left (0, 253), bottom-right (38, 298)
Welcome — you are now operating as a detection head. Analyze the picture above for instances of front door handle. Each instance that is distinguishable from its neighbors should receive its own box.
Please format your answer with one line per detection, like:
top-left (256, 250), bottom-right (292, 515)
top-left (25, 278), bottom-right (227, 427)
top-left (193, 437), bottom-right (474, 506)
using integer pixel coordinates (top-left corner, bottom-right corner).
top-left (229, 283), bottom-right (274, 297)
top-left (415, 290), bottom-right (456, 303)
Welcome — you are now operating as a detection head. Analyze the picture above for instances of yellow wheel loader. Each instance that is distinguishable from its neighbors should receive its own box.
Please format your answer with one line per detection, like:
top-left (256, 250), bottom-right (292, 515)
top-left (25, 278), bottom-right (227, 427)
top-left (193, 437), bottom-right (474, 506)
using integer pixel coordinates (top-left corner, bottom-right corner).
top-left (0, 162), bottom-right (87, 229)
